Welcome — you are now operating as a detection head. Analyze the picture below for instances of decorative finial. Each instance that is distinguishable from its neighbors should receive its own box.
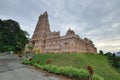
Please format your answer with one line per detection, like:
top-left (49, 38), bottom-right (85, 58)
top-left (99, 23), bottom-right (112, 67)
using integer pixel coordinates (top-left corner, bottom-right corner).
top-left (69, 27), bottom-right (71, 30)
top-left (43, 11), bottom-right (48, 15)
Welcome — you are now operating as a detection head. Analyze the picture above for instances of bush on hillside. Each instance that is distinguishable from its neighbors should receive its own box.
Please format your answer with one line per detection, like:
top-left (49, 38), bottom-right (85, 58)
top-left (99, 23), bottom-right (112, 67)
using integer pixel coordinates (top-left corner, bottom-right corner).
top-left (87, 65), bottom-right (94, 76)
top-left (46, 59), bottom-right (51, 64)
top-left (36, 60), bottom-right (40, 64)
top-left (22, 59), bottom-right (30, 64)
top-left (35, 64), bottom-right (90, 80)
top-left (92, 74), bottom-right (104, 80)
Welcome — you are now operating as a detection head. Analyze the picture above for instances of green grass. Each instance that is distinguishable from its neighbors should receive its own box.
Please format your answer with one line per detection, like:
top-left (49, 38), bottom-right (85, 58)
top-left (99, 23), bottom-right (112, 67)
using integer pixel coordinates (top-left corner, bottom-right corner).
top-left (31, 53), bottom-right (120, 80)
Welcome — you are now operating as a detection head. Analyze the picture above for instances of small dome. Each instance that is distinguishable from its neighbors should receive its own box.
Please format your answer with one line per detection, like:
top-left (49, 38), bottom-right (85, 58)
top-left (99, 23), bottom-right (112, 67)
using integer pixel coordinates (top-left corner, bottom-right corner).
top-left (84, 38), bottom-right (93, 43)
top-left (66, 28), bottom-right (75, 36)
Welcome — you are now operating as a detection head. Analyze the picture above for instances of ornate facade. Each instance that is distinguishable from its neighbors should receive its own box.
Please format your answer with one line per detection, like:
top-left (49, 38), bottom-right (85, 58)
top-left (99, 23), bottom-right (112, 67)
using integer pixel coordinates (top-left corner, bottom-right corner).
top-left (25, 12), bottom-right (97, 53)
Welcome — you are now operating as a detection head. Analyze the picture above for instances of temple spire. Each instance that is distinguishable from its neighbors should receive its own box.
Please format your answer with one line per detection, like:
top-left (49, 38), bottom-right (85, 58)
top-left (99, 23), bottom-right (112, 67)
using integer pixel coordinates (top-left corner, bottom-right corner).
top-left (32, 12), bottom-right (51, 39)
top-left (35, 11), bottom-right (50, 33)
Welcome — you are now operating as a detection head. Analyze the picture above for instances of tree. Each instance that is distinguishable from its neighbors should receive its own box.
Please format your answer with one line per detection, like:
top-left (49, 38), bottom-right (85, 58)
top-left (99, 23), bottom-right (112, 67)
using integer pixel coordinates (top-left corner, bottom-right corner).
top-left (99, 50), bottom-right (103, 55)
top-left (0, 19), bottom-right (29, 53)
top-left (111, 53), bottom-right (120, 68)
top-left (104, 52), bottom-right (112, 56)
top-left (105, 52), bottom-right (120, 68)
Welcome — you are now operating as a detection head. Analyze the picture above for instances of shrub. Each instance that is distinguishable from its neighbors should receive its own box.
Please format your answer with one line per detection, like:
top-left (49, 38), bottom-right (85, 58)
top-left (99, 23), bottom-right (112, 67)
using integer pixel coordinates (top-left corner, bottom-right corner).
top-left (18, 53), bottom-right (22, 58)
top-left (34, 63), bottom-right (41, 68)
top-left (92, 74), bottom-right (104, 80)
top-left (87, 65), bottom-right (94, 76)
top-left (61, 66), bottom-right (75, 76)
top-left (36, 60), bottom-right (40, 64)
top-left (28, 57), bottom-right (33, 61)
top-left (77, 68), bottom-right (89, 79)
top-left (22, 59), bottom-right (30, 64)
top-left (40, 64), bottom-right (90, 79)
top-left (46, 59), bottom-right (51, 64)
top-left (49, 65), bottom-right (61, 74)
top-left (87, 65), bottom-right (94, 79)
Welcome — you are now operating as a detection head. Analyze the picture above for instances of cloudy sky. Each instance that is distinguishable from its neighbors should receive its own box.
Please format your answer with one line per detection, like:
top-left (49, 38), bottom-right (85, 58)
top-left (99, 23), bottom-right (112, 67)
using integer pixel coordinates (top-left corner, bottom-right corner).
top-left (0, 0), bottom-right (120, 53)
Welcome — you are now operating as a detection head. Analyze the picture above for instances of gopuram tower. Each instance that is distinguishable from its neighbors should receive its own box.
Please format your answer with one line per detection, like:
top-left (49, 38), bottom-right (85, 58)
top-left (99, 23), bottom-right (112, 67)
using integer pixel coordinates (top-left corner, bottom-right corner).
top-left (29, 12), bottom-right (50, 52)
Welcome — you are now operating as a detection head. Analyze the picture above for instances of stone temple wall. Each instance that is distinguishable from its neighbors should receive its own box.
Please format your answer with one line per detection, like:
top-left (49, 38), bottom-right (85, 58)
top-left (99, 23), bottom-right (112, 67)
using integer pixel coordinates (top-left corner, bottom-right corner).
top-left (25, 12), bottom-right (97, 53)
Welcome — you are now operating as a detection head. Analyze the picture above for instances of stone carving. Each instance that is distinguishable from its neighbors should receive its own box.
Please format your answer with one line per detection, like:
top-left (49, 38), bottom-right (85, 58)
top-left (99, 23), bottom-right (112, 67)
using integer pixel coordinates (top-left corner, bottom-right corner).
top-left (25, 12), bottom-right (97, 53)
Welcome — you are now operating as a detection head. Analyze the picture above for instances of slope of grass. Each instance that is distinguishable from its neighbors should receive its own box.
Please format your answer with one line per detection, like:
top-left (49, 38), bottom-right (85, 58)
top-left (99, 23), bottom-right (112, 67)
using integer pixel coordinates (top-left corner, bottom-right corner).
top-left (31, 53), bottom-right (120, 80)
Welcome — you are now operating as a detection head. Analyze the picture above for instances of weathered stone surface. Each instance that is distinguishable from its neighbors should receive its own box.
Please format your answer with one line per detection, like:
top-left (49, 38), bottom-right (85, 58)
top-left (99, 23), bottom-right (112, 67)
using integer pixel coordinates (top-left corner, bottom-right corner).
top-left (25, 12), bottom-right (97, 53)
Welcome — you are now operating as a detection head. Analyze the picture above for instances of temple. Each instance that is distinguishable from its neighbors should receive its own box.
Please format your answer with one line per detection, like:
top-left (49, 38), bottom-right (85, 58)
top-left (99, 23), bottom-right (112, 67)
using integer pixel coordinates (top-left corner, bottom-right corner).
top-left (25, 12), bottom-right (97, 53)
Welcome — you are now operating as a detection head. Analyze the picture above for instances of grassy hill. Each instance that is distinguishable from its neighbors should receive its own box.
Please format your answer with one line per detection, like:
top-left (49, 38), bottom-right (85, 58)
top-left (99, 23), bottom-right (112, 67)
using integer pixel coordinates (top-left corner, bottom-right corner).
top-left (31, 53), bottom-right (120, 80)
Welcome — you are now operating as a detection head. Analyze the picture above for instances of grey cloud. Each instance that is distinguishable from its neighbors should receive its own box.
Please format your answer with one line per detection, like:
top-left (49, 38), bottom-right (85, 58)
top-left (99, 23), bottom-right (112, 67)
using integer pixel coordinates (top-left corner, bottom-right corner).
top-left (0, 0), bottom-right (120, 52)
